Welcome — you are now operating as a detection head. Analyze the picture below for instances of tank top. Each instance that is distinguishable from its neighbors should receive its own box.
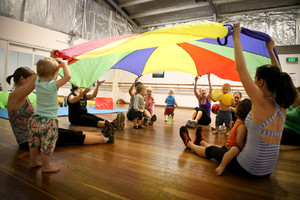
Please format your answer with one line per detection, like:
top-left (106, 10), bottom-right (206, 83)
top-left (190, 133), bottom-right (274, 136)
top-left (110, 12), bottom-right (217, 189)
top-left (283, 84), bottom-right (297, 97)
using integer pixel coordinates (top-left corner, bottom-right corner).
top-left (67, 91), bottom-right (88, 116)
top-left (199, 97), bottom-right (211, 117)
top-left (237, 99), bottom-right (285, 176)
top-left (8, 99), bottom-right (34, 144)
top-left (226, 120), bottom-right (245, 148)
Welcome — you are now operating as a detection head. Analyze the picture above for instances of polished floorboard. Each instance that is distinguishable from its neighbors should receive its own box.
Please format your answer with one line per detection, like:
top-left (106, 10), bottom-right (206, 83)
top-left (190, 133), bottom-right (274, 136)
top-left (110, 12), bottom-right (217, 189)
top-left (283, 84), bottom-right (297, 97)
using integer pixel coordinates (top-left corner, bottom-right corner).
top-left (0, 105), bottom-right (300, 200)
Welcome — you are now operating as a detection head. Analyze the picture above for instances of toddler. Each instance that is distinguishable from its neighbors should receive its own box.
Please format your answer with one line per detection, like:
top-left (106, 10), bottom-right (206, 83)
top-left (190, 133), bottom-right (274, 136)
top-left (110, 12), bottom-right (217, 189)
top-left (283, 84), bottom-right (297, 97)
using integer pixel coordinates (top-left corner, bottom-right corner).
top-left (164, 89), bottom-right (178, 122)
top-left (144, 87), bottom-right (157, 125)
top-left (212, 83), bottom-right (234, 135)
top-left (215, 98), bottom-right (252, 175)
top-left (133, 84), bottom-right (147, 129)
top-left (28, 57), bottom-right (71, 173)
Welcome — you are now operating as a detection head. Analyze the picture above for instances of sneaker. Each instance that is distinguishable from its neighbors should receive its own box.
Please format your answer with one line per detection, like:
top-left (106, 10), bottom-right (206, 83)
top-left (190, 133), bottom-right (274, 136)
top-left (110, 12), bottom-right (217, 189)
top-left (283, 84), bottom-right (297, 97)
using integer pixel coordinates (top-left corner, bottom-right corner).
top-left (102, 121), bottom-right (115, 143)
top-left (150, 114), bottom-right (157, 123)
top-left (143, 118), bottom-right (149, 126)
top-left (194, 126), bottom-right (205, 145)
top-left (134, 126), bottom-right (139, 129)
top-left (111, 119), bottom-right (117, 129)
top-left (179, 126), bottom-right (191, 147)
top-left (101, 120), bottom-right (110, 134)
top-left (185, 120), bottom-right (192, 128)
top-left (190, 120), bottom-right (198, 129)
top-left (138, 125), bottom-right (143, 129)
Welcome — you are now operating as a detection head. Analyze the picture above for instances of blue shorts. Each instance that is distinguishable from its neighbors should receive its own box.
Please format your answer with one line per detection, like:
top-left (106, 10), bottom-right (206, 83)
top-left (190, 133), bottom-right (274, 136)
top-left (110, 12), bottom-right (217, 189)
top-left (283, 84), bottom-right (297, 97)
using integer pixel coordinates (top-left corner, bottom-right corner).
top-left (216, 110), bottom-right (232, 127)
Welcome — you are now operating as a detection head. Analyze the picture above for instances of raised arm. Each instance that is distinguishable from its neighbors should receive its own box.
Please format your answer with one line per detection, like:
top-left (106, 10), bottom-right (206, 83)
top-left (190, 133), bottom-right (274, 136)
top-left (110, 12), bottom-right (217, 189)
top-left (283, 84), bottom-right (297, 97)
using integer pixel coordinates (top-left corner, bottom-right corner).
top-left (207, 74), bottom-right (212, 102)
top-left (86, 80), bottom-right (104, 100)
top-left (129, 76), bottom-right (140, 97)
top-left (233, 23), bottom-right (263, 102)
top-left (7, 74), bottom-right (37, 110)
top-left (68, 88), bottom-right (91, 104)
top-left (266, 37), bottom-right (280, 69)
top-left (194, 76), bottom-right (201, 101)
top-left (55, 59), bottom-right (71, 88)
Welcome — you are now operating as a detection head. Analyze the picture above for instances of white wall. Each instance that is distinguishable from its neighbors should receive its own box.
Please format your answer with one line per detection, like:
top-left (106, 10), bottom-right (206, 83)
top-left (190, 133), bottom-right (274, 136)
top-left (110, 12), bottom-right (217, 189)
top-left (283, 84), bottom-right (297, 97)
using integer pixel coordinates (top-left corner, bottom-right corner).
top-left (279, 54), bottom-right (300, 87)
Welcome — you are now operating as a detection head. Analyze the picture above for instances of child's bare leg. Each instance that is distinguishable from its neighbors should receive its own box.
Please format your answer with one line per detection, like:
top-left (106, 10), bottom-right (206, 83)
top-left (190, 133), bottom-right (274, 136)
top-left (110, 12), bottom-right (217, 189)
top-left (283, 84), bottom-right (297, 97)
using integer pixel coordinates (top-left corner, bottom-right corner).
top-left (138, 120), bottom-right (142, 126)
top-left (41, 152), bottom-right (60, 173)
top-left (164, 115), bottom-right (168, 122)
top-left (133, 118), bottom-right (138, 127)
top-left (211, 125), bottom-right (220, 134)
top-left (215, 146), bottom-right (240, 176)
top-left (225, 127), bottom-right (230, 136)
top-left (28, 147), bottom-right (42, 168)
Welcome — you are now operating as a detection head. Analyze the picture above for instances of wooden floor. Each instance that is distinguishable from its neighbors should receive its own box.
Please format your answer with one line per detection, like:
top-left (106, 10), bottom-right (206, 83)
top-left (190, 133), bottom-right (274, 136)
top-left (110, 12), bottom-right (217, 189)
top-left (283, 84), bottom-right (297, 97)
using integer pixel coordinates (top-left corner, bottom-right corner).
top-left (1, 105), bottom-right (300, 200)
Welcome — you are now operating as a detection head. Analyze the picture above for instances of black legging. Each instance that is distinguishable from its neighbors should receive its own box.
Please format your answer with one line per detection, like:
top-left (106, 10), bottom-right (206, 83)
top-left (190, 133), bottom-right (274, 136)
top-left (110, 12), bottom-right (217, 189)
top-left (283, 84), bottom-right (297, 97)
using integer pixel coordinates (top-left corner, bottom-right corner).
top-left (19, 128), bottom-right (85, 150)
top-left (69, 112), bottom-right (104, 127)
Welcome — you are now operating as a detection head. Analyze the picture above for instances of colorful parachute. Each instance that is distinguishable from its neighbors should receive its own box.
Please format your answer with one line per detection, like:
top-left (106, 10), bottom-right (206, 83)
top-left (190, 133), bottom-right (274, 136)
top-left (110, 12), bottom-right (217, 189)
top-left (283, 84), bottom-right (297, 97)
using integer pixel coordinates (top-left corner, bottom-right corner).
top-left (56, 22), bottom-right (278, 88)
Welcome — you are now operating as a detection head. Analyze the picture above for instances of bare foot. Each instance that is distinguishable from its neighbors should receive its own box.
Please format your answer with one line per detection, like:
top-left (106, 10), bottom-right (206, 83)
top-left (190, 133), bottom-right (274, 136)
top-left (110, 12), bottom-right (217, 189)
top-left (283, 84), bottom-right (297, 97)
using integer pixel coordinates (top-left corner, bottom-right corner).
top-left (28, 161), bottom-right (42, 168)
top-left (215, 166), bottom-right (225, 176)
top-left (42, 165), bottom-right (60, 173)
top-left (226, 131), bottom-right (230, 136)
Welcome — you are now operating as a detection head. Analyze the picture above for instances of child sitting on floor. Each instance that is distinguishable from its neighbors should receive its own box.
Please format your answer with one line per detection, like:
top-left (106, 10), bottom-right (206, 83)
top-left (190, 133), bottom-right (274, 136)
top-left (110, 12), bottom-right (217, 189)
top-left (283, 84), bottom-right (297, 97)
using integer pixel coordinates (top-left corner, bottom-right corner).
top-left (215, 98), bottom-right (252, 175)
top-left (164, 88), bottom-right (178, 122)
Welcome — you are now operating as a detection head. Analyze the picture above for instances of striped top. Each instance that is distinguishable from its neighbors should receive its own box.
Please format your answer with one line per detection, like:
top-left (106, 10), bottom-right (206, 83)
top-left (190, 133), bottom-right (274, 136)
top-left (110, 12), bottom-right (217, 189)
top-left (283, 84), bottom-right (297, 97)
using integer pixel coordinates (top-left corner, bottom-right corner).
top-left (237, 99), bottom-right (285, 176)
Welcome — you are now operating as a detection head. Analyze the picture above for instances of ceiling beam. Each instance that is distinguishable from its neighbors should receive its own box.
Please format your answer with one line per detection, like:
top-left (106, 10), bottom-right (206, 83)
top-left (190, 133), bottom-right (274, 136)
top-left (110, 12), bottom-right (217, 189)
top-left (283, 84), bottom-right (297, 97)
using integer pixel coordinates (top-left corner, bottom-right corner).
top-left (130, 3), bottom-right (209, 19)
top-left (219, 5), bottom-right (300, 17)
top-left (140, 16), bottom-right (215, 28)
top-left (102, 0), bottom-right (140, 30)
top-left (119, 0), bottom-right (155, 8)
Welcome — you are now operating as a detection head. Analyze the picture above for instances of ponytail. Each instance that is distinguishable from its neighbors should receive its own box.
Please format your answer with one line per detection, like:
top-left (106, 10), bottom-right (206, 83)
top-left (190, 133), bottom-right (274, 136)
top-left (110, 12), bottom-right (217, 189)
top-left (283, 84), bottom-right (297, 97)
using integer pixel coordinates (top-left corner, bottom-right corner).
top-left (6, 75), bottom-right (13, 85)
top-left (256, 65), bottom-right (297, 108)
top-left (5, 67), bottom-right (35, 86)
top-left (275, 72), bottom-right (297, 108)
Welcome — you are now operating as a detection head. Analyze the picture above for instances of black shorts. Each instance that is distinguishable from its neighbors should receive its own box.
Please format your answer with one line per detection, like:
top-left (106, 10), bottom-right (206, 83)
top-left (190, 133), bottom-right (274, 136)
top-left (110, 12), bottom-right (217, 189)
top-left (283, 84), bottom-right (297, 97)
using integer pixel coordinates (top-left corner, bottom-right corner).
top-left (133, 110), bottom-right (143, 120)
top-left (194, 107), bottom-right (211, 125)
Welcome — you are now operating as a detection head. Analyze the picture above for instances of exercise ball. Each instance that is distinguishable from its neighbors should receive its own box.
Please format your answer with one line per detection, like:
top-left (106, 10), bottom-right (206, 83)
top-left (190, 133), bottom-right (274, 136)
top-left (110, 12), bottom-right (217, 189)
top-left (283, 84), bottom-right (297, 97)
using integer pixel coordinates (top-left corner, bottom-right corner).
top-left (211, 89), bottom-right (223, 102)
top-left (211, 104), bottom-right (220, 114)
top-left (221, 93), bottom-right (234, 106)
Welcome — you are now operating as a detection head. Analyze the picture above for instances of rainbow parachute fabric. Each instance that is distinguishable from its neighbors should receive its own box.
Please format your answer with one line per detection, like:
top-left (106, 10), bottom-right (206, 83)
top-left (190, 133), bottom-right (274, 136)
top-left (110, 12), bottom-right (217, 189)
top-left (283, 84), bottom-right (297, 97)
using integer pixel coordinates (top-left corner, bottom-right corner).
top-left (56, 22), bottom-right (277, 88)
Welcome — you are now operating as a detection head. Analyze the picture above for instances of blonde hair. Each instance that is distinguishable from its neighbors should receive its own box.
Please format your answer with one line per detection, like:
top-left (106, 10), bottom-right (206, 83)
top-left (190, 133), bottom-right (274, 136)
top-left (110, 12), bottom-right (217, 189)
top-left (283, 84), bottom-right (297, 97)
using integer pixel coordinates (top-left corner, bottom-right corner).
top-left (168, 88), bottom-right (175, 96)
top-left (136, 84), bottom-right (146, 94)
top-left (37, 57), bottom-right (59, 78)
top-left (147, 87), bottom-right (152, 92)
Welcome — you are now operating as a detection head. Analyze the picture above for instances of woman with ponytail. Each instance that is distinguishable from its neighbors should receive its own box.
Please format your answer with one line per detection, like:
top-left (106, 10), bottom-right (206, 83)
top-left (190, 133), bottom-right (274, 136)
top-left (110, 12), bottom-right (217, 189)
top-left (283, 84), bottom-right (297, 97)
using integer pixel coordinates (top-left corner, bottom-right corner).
top-left (179, 23), bottom-right (297, 178)
top-left (7, 67), bottom-right (114, 150)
